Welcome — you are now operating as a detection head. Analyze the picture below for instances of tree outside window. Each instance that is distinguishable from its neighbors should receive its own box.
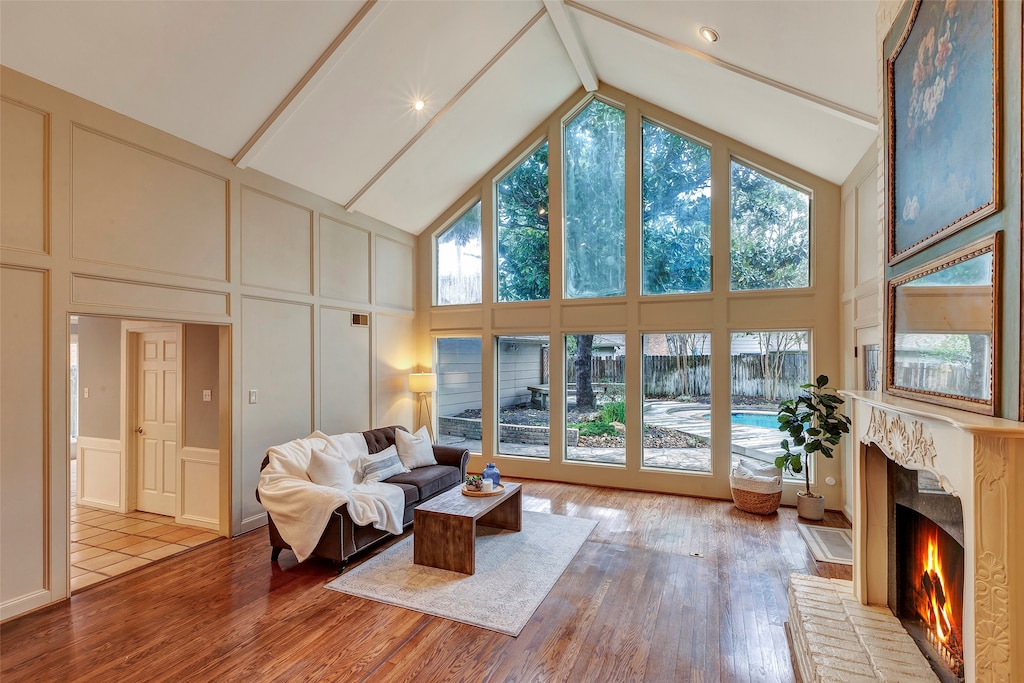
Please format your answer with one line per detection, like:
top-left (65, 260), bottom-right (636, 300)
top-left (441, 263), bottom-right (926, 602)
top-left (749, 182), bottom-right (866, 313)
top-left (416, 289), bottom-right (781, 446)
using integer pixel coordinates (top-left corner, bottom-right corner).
top-left (642, 121), bottom-right (711, 295)
top-left (497, 143), bottom-right (549, 302)
top-left (564, 100), bottom-right (625, 299)
top-left (730, 161), bottom-right (810, 291)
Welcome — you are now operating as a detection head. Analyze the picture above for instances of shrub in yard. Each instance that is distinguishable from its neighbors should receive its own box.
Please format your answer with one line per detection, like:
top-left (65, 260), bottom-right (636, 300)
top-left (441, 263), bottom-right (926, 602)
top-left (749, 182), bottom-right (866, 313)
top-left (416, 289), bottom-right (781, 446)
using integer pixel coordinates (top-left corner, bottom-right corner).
top-left (600, 401), bottom-right (626, 424)
top-left (578, 420), bottom-right (617, 437)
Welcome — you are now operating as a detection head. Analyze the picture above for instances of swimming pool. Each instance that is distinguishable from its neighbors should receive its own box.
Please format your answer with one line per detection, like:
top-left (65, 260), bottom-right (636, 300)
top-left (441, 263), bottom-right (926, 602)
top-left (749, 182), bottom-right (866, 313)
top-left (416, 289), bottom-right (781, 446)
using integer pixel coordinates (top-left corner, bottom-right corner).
top-left (703, 412), bottom-right (779, 429)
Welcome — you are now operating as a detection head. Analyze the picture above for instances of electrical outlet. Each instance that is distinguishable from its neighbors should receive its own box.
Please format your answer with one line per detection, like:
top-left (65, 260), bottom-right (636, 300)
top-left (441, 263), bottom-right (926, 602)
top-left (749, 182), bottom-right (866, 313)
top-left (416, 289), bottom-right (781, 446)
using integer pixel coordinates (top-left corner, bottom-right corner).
top-left (249, 389), bottom-right (258, 404)
top-left (83, 387), bottom-right (89, 398)
top-left (202, 389), bottom-right (212, 402)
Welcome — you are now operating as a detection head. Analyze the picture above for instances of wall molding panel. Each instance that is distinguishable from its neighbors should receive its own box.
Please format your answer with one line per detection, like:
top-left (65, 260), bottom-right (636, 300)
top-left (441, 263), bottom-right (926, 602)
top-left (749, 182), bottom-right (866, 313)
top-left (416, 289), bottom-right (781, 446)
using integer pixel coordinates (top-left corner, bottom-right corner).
top-left (178, 447), bottom-right (219, 530)
top-left (70, 274), bottom-right (230, 319)
top-left (70, 124), bottom-right (229, 283)
top-left (319, 215), bottom-right (371, 304)
top-left (0, 96), bottom-right (49, 255)
top-left (76, 436), bottom-right (123, 512)
top-left (319, 306), bottom-right (371, 434)
top-left (240, 186), bottom-right (313, 295)
top-left (373, 235), bottom-right (414, 310)
top-left (0, 264), bottom-right (53, 621)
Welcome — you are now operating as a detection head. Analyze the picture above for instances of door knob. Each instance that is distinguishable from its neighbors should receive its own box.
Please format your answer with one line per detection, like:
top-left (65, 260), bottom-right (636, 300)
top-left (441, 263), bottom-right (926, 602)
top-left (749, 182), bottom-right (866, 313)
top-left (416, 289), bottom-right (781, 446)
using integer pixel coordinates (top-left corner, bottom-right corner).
top-left (135, 427), bottom-right (144, 434)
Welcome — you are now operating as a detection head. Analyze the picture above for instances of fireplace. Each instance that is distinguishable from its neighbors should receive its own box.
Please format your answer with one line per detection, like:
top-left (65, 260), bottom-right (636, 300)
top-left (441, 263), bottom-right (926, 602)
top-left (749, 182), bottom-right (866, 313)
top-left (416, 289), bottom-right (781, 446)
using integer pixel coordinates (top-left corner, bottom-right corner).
top-left (788, 392), bottom-right (1024, 682)
top-left (890, 461), bottom-right (966, 681)
top-left (845, 392), bottom-right (1024, 682)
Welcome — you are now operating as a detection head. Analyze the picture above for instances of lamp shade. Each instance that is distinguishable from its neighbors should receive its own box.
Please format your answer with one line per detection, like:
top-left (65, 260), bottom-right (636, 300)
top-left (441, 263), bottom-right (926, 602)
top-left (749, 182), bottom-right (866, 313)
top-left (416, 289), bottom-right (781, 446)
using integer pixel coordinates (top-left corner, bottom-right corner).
top-left (408, 372), bottom-right (437, 394)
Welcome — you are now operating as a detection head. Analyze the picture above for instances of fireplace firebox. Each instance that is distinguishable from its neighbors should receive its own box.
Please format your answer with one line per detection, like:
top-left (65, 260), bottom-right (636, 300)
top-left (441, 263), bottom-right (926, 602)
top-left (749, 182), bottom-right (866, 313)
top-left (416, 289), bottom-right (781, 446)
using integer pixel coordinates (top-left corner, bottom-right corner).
top-left (888, 454), bottom-right (966, 680)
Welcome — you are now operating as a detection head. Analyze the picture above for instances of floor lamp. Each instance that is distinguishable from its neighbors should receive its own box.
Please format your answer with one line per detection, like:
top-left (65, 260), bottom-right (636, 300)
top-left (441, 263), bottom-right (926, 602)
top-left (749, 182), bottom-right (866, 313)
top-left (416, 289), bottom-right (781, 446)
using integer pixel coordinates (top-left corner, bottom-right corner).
top-left (408, 372), bottom-right (437, 442)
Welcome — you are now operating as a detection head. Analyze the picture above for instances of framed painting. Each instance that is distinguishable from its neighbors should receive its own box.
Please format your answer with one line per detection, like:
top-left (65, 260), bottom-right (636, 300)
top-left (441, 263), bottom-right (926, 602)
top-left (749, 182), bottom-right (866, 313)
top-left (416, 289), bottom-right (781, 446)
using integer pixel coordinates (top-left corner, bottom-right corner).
top-left (885, 0), bottom-right (1000, 264)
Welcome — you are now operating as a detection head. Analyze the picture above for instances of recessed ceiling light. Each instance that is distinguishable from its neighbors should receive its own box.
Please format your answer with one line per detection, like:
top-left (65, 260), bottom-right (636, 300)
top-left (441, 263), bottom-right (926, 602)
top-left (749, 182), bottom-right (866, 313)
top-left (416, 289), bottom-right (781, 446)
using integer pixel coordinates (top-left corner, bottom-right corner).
top-left (413, 100), bottom-right (425, 111)
top-left (699, 26), bottom-right (719, 43)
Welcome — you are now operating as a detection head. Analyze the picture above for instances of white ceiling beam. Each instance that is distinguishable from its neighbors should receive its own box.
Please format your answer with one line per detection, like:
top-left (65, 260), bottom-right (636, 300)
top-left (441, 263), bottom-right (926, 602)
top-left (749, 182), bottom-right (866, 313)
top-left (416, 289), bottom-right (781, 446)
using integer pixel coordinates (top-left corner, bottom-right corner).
top-left (543, 0), bottom-right (598, 92)
top-left (345, 8), bottom-right (548, 213)
top-left (233, 0), bottom-right (388, 168)
top-left (565, 0), bottom-right (877, 129)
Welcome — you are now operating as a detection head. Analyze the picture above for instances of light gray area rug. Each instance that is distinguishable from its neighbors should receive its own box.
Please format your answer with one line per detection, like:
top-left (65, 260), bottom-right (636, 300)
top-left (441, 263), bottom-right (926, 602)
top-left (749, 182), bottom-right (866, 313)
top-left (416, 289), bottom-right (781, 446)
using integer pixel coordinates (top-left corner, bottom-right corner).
top-left (325, 511), bottom-right (596, 636)
top-left (798, 524), bottom-right (853, 565)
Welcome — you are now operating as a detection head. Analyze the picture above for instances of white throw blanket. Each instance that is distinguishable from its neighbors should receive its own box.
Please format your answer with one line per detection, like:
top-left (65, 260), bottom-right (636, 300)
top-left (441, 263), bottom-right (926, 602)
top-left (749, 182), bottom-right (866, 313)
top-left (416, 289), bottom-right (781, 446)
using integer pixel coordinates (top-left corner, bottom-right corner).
top-left (257, 434), bottom-right (405, 562)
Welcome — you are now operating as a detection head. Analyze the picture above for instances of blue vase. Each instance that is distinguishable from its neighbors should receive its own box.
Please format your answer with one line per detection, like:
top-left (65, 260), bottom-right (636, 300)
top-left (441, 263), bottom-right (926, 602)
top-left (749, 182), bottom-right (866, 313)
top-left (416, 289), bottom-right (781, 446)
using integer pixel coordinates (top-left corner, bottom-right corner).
top-left (482, 462), bottom-right (500, 487)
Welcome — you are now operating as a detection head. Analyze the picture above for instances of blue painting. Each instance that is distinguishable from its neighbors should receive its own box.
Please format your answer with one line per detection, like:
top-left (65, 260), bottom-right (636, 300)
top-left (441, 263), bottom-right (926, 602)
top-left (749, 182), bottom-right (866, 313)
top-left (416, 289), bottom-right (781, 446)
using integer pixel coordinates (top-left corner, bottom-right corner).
top-left (888, 0), bottom-right (998, 263)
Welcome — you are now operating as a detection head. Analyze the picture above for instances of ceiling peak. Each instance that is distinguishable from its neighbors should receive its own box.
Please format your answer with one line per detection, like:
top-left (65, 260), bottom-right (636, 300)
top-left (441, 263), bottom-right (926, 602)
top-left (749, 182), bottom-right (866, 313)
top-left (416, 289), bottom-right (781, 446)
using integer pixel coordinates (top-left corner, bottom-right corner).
top-left (565, 0), bottom-right (876, 129)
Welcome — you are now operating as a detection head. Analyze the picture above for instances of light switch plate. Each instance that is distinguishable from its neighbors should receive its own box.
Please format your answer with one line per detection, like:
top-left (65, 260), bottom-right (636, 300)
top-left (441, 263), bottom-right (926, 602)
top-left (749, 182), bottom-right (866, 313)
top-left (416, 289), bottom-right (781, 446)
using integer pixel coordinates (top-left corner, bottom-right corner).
top-left (249, 389), bottom-right (258, 404)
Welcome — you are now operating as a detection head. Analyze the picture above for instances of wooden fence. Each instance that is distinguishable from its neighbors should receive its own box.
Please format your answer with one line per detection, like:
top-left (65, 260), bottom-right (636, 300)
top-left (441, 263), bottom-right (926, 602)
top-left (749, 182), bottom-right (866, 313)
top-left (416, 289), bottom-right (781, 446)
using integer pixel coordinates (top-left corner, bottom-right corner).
top-left (893, 361), bottom-right (979, 397)
top-left (642, 356), bottom-right (711, 397)
top-left (558, 352), bottom-right (809, 400)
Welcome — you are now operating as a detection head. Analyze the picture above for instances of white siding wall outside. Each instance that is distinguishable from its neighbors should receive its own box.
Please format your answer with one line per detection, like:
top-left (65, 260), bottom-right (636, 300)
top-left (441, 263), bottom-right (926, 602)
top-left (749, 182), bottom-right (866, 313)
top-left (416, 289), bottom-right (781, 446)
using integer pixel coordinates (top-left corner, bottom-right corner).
top-left (437, 338), bottom-right (482, 417)
top-left (437, 338), bottom-right (547, 416)
top-left (498, 339), bottom-right (546, 409)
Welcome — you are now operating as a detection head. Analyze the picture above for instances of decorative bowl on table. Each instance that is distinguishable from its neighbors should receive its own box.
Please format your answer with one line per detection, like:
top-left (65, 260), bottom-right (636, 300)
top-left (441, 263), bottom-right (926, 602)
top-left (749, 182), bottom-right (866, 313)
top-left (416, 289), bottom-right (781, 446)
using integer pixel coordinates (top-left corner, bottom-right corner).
top-left (464, 474), bottom-right (484, 492)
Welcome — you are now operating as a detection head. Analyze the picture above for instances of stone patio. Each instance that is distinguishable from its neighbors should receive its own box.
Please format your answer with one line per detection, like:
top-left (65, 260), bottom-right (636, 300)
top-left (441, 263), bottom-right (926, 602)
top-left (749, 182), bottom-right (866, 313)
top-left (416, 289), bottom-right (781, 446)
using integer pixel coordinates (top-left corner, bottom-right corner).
top-left (438, 400), bottom-right (792, 474)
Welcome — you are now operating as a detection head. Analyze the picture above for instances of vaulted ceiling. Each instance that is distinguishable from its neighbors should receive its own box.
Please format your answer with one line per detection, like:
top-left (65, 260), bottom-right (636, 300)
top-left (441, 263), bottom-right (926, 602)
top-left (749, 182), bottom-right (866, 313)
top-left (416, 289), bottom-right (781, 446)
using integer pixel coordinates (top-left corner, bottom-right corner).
top-left (0, 0), bottom-right (879, 235)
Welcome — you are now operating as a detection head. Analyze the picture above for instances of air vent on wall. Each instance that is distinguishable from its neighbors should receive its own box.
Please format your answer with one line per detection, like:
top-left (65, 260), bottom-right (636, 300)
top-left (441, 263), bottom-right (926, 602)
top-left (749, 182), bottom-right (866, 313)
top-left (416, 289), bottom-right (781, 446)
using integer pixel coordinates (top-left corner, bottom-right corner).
top-left (351, 313), bottom-right (369, 327)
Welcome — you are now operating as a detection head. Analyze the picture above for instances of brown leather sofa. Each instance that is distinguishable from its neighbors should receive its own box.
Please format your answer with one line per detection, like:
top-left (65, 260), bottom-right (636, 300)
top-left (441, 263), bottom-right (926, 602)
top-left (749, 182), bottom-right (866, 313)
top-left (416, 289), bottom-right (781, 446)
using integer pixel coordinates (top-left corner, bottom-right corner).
top-left (257, 425), bottom-right (469, 570)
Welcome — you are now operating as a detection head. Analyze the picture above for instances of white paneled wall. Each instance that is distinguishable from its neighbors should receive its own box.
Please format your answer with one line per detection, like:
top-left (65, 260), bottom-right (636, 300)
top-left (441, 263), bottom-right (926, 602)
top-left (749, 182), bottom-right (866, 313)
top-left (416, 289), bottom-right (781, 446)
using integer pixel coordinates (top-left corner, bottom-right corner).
top-left (319, 307), bottom-right (371, 435)
top-left (239, 297), bottom-right (313, 530)
top-left (0, 266), bottom-right (53, 619)
top-left (0, 67), bottom-right (416, 620)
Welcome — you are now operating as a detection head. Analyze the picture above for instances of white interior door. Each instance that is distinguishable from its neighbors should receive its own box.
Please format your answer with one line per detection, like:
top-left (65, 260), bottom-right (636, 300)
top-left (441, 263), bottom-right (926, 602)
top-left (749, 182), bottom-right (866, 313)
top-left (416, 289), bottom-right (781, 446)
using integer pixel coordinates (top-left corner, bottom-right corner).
top-left (136, 330), bottom-right (178, 516)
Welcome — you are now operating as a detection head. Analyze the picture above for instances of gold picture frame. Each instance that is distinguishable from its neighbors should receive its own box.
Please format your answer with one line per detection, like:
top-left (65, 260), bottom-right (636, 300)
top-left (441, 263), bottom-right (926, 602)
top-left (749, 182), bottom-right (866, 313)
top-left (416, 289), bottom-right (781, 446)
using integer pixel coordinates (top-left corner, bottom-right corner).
top-left (885, 0), bottom-right (1001, 264)
top-left (886, 233), bottom-right (1001, 415)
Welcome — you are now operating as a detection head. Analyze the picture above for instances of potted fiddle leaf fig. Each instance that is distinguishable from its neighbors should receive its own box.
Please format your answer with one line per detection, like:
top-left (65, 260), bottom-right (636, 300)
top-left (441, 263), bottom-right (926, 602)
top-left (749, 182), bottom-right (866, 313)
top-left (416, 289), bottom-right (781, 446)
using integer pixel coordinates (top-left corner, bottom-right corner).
top-left (775, 374), bottom-right (851, 521)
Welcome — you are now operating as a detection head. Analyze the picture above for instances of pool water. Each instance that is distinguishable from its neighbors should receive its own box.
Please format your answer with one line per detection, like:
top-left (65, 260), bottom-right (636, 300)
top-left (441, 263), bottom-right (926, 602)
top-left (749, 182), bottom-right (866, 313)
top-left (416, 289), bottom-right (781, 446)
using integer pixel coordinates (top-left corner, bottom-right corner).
top-left (703, 412), bottom-right (779, 429)
top-left (731, 412), bottom-right (779, 429)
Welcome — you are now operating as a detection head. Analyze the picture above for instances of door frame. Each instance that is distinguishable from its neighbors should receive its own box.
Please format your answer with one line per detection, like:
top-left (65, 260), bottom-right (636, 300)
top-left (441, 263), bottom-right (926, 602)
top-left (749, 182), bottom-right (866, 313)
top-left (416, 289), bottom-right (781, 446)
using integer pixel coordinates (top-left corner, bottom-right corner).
top-left (120, 320), bottom-right (183, 516)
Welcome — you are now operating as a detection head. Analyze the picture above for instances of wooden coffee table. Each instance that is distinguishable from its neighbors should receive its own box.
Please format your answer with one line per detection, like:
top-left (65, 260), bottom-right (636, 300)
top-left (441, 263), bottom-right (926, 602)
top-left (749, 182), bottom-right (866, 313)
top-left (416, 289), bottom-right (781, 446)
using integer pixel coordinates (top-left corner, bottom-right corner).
top-left (413, 482), bottom-right (522, 575)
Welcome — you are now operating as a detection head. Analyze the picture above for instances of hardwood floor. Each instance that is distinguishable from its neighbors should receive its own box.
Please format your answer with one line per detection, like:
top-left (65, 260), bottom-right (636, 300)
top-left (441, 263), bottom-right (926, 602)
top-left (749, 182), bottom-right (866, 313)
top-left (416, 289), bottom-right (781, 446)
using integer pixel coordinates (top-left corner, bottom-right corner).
top-left (2, 480), bottom-right (851, 682)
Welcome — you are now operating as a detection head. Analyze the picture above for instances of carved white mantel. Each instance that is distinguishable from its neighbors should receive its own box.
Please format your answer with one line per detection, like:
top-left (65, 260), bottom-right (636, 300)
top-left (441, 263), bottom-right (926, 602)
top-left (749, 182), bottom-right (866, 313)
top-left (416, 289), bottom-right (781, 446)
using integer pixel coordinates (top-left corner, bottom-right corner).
top-left (842, 391), bottom-right (1024, 683)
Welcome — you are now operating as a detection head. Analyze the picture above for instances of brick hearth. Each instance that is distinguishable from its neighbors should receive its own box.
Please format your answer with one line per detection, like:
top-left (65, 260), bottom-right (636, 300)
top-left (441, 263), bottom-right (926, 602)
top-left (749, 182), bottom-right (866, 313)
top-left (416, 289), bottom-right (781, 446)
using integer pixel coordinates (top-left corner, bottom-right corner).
top-left (787, 574), bottom-right (938, 682)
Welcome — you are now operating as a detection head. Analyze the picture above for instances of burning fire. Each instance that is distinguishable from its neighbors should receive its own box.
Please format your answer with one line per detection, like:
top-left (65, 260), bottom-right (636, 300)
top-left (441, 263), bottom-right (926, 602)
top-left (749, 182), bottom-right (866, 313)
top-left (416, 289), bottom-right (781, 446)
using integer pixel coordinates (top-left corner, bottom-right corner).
top-left (918, 531), bottom-right (963, 676)
top-left (921, 537), bottom-right (954, 641)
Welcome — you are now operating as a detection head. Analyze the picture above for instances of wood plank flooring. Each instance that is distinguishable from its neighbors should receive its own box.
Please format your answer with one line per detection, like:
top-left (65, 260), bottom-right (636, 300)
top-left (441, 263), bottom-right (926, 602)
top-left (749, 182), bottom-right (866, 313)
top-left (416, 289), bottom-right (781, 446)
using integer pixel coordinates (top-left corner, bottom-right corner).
top-left (1, 479), bottom-right (851, 682)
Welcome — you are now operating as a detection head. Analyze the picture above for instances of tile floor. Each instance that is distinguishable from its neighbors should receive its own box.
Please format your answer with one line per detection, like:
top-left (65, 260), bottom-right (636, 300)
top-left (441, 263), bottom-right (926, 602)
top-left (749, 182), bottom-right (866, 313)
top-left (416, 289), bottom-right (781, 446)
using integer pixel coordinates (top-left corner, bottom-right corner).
top-left (70, 458), bottom-right (219, 593)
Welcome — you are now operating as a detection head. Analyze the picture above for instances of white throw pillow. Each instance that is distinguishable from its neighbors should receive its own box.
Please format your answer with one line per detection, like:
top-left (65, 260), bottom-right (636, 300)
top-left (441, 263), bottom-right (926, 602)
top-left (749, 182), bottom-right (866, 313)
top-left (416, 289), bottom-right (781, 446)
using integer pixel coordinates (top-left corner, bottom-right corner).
top-left (306, 448), bottom-right (354, 491)
top-left (311, 430), bottom-right (368, 484)
top-left (360, 445), bottom-right (406, 484)
top-left (395, 426), bottom-right (437, 470)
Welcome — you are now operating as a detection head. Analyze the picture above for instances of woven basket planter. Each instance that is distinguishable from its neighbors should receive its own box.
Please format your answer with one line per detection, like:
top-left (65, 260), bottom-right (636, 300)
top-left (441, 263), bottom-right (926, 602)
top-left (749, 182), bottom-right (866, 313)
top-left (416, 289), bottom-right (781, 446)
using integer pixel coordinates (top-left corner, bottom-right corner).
top-left (730, 486), bottom-right (782, 515)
